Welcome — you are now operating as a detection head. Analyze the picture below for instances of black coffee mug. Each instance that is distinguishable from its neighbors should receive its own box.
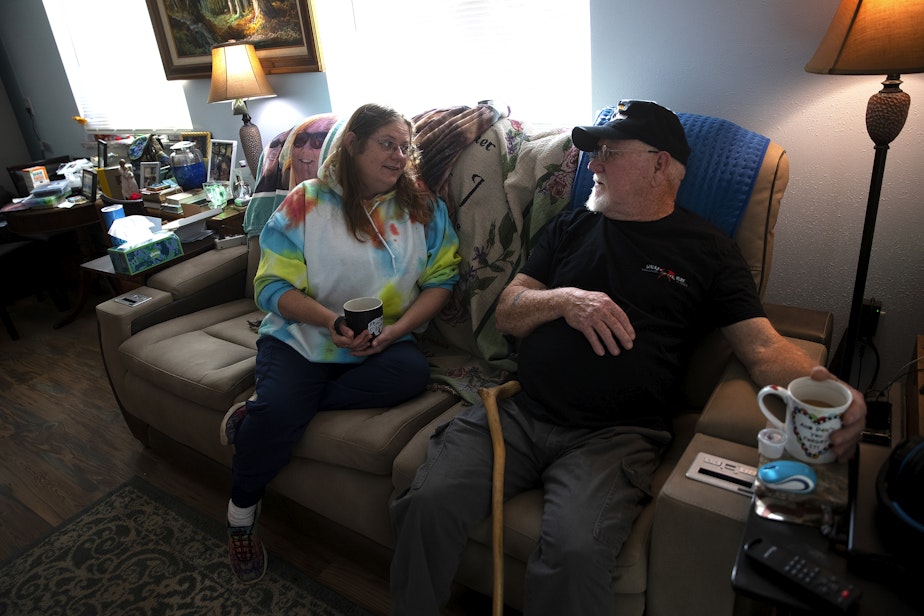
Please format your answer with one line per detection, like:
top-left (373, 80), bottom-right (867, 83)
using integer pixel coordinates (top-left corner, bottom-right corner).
top-left (341, 297), bottom-right (384, 339)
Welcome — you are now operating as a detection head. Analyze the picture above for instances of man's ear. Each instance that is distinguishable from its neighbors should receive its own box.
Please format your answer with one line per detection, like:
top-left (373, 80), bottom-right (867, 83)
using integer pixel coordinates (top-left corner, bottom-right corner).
top-left (650, 151), bottom-right (671, 186)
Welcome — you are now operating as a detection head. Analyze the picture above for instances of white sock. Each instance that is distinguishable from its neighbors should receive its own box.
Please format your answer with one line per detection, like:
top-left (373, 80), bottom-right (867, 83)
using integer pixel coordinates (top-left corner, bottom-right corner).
top-left (227, 499), bottom-right (256, 527)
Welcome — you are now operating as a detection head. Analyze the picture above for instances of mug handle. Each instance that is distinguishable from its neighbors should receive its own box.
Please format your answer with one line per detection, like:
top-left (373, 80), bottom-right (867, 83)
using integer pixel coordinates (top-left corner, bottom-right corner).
top-left (757, 385), bottom-right (788, 431)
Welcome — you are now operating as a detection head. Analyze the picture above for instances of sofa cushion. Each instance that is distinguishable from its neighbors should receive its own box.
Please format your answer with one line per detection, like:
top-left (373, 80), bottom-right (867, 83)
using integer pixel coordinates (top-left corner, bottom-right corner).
top-left (119, 299), bottom-right (262, 411)
top-left (294, 390), bottom-right (459, 476)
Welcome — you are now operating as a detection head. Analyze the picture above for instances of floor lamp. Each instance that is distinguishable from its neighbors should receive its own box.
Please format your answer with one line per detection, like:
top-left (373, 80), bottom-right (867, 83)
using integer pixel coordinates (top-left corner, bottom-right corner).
top-left (208, 42), bottom-right (277, 177)
top-left (804, 0), bottom-right (924, 385)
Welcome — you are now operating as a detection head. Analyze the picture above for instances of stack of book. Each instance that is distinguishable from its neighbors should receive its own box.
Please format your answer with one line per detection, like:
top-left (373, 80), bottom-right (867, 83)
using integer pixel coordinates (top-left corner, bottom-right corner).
top-left (163, 188), bottom-right (208, 213)
top-left (141, 181), bottom-right (181, 205)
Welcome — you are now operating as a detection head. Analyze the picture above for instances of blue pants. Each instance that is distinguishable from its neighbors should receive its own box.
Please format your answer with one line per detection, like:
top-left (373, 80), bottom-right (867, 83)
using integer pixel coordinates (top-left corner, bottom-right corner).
top-left (232, 336), bottom-right (429, 507)
top-left (389, 393), bottom-right (670, 615)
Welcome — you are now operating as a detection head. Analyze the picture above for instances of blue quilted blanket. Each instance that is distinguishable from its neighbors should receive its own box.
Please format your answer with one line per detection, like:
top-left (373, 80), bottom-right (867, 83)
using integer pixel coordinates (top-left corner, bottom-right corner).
top-left (570, 107), bottom-right (769, 237)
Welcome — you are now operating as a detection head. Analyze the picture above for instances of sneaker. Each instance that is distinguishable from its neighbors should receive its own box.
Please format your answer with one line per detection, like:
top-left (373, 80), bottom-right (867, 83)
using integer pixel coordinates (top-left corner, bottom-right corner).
top-left (220, 400), bottom-right (248, 446)
top-left (227, 506), bottom-right (267, 584)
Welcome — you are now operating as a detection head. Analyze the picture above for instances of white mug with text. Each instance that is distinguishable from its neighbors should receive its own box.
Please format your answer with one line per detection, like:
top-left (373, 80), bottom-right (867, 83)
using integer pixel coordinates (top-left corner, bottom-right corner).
top-left (757, 377), bottom-right (851, 464)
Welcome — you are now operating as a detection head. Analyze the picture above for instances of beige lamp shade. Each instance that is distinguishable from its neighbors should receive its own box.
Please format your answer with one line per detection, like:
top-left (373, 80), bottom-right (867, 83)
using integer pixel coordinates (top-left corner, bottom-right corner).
top-left (805, 0), bottom-right (924, 75)
top-left (207, 42), bottom-right (276, 103)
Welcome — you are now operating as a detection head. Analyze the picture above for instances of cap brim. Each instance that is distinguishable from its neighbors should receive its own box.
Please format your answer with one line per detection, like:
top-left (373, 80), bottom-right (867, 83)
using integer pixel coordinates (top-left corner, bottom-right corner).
top-left (571, 124), bottom-right (636, 152)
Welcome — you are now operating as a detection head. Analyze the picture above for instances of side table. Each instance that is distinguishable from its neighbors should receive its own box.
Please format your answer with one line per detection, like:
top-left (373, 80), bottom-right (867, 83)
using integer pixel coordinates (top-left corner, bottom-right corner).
top-left (731, 437), bottom-right (920, 614)
top-left (206, 207), bottom-right (245, 237)
top-left (53, 235), bottom-right (216, 329)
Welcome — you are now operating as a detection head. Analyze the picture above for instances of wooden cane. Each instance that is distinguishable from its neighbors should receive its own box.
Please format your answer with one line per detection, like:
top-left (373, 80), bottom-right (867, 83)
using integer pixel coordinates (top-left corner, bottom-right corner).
top-left (478, 380), bottom-right (522, 616)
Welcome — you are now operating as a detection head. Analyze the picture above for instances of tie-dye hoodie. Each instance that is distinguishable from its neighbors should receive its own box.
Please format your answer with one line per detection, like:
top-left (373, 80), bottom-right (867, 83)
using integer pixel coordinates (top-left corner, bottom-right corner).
top-left (253, 157), bottom-right (460, 364)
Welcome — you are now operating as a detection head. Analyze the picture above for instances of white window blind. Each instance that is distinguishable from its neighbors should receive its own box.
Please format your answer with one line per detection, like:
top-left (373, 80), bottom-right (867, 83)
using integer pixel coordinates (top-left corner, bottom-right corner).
top-left (314, 0), bottom-right (590, 127)
top-left (43, 0), bottom-right (192, 132)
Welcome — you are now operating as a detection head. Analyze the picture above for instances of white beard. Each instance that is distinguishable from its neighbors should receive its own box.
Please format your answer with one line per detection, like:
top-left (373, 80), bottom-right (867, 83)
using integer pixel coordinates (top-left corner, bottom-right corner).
top-left (585, 186), bottom-right (607, 213)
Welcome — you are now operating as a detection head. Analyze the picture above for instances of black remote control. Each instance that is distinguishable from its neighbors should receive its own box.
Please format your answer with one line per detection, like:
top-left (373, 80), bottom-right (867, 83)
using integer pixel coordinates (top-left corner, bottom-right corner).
top-left (744, 538), bottom-right (861, 614)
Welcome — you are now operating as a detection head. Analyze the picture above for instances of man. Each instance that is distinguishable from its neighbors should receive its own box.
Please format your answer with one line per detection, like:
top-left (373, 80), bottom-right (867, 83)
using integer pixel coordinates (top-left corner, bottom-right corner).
top-left (389, 100), bottom-right (866, 615)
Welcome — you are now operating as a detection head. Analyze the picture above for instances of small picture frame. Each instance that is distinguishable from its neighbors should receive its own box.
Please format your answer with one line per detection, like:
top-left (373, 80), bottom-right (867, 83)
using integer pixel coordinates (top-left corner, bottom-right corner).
top-left (81, 168), bottom-right (98, 202)
top-left (139, 161), bottom-right (160, 188)
top-left (180, 131), bottom-right (211, 161)
top-left (207, 139), bottom-right (237, 182)
top-left (96, 139), bottom-right (108, 169)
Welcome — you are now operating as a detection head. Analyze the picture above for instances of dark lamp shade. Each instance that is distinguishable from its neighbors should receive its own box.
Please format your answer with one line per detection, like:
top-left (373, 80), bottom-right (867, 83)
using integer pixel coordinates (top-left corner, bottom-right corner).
top-left (805, 0), bottom-right (924, 75)
top-left (207, 42), bottom-right (276, 103)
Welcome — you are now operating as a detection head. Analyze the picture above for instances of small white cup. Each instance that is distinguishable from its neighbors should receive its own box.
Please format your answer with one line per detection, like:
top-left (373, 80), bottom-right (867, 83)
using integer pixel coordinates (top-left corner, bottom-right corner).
top-left (757, 377), bottom-right (851, 464)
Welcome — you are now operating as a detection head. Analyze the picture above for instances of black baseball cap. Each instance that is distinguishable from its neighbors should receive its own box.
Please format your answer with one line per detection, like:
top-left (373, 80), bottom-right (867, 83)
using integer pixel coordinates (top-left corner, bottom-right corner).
top-left (572, 100), bottom-right (691, 165)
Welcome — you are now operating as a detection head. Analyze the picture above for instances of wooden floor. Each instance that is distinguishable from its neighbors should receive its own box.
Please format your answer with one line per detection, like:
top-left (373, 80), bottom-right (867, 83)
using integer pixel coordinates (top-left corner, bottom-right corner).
top-left (0, 289), bottom-right (502, 615)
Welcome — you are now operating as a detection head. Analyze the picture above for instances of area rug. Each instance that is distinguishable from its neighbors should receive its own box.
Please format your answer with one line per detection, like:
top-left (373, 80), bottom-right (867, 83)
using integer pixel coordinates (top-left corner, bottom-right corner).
top-left (0, 476), bottom-right (373, 615)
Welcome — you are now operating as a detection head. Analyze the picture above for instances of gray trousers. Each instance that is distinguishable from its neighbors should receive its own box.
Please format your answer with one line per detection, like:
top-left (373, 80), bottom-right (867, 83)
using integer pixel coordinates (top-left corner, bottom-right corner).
top-left (389, 394), bottom-right (671, 615)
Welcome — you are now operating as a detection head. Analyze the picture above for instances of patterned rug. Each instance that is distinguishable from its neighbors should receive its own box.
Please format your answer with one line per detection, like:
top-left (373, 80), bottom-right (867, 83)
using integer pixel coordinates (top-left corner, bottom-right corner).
top-left (0, 477), bottom-right (373, 615)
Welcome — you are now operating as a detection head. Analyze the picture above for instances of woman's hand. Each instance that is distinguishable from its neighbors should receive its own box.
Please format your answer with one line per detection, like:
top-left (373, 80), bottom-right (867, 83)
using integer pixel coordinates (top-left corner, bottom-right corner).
top-left (330, 317), bottom-right (387, 355)
top-left (350, 325), bottom-right (400, 357)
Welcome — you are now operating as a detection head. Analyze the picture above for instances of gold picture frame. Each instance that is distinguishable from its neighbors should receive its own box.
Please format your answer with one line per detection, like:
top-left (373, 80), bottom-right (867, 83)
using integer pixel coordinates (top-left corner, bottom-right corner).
top-left (145, 0), bottom-right (323, 80)
top-left (179, 132), bottom-right (211, 162)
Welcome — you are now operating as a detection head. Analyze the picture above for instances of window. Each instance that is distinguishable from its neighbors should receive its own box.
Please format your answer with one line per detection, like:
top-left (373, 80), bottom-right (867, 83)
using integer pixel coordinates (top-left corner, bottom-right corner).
top-left (313, 0), bottom-right (590, 127)
top-left (43, 0), bottom-right (192, 132)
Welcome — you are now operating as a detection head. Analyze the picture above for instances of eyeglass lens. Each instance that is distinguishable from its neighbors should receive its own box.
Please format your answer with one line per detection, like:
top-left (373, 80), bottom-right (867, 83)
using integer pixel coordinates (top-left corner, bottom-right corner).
top-left (376, 139), bottom-right (417, 156)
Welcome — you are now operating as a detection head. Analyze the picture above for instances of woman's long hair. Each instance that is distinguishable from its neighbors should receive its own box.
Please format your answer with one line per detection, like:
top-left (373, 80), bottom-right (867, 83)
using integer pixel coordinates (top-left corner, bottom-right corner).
top-left (329, 103), bottom-right (434, 240)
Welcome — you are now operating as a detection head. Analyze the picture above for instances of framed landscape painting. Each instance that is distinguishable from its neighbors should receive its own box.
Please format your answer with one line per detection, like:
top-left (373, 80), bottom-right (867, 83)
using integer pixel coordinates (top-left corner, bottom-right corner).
top-left (145, 0), bottom-right (323, 80)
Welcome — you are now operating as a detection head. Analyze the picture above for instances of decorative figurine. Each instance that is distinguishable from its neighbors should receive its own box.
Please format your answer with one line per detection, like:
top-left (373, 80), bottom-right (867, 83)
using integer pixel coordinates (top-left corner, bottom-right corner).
top-left (118, 159), bottom-right (140, 198)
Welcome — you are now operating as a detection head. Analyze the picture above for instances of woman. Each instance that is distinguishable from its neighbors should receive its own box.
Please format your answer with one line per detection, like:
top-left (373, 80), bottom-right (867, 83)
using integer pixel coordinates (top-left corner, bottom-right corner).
top-left (221, 103), bottom-right (461, 584)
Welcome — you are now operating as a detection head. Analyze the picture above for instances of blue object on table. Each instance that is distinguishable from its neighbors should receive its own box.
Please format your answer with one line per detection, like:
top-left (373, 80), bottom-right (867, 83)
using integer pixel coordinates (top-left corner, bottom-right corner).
top-left (758, 460), bottom-right (817, 494)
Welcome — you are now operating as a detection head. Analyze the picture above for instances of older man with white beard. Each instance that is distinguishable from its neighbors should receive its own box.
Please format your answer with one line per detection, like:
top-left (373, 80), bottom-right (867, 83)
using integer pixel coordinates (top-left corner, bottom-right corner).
top-left (389, 99), bottom-right (867, 616)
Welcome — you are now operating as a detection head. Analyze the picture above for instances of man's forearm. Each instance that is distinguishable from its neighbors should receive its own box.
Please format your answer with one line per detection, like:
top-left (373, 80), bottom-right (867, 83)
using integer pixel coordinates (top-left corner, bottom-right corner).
top-left (723, 317), bottom-right (818, 386)
top-left (496, 285), bottom-right (570, 337)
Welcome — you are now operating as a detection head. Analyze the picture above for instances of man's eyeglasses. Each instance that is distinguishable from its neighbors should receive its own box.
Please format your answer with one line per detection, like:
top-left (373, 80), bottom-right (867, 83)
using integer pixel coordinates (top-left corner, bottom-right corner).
top-left (373, 138), bottom-right (419, 157)
top-left (588, 144), bottom-right (659, 164)
top-left (293, 131), bottom-right (327, 150)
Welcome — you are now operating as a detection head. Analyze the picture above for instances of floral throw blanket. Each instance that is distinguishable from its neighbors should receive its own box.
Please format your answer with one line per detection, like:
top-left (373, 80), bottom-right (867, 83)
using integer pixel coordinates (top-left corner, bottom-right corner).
top-left (420, 116), bottom-right (580, 403)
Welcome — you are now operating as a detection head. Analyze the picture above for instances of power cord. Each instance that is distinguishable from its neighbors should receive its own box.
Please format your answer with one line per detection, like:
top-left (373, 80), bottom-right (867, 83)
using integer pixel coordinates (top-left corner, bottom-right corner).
top-left (24, 98), bottom-right (49, 159)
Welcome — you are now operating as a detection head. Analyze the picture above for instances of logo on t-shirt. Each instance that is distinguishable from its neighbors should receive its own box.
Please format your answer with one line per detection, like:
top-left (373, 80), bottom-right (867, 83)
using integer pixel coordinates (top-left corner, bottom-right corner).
top-left (642, 264), bottom-right (688, 288)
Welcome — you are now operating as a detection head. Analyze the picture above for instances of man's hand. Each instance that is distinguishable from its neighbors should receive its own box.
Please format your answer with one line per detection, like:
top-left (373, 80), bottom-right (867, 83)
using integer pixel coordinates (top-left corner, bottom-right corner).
top-left (561, 289), bottom-right (635, 357)
top-left (811, 365), bottom-right (867, 462)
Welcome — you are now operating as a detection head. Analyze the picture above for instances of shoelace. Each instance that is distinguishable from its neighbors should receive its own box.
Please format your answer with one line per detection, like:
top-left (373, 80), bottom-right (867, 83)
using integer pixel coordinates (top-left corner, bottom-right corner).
top-left (229, 528), bottom-right (257, 559)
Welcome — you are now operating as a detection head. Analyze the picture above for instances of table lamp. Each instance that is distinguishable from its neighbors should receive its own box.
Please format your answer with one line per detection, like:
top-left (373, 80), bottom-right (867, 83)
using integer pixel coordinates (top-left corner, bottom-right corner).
top-left (805, 0), bottom-right (924, 385)
top-left (208, 41), bottom-right (277, 176)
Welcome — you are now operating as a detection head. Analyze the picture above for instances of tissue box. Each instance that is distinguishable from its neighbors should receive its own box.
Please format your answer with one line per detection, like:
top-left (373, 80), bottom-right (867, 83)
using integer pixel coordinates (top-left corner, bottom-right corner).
top-left (108, 231), bottom-right (183, 275)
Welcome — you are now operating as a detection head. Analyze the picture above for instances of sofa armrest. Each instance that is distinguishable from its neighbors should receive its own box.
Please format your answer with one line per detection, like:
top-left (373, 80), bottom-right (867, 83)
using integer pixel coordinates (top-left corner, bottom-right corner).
top-left (96, 243), bottom-right (250, 382)
top-left (695, 337), bottom-right (828, 446)
top-left (146, 243), bottom-right (249, 300)
top-left (765, 302), bottom-right (833, 349)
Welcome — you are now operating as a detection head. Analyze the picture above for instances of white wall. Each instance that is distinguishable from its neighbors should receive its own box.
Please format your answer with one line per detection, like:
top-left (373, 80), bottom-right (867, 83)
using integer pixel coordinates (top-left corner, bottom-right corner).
top-left (589, 0), bottom-right (924, 395)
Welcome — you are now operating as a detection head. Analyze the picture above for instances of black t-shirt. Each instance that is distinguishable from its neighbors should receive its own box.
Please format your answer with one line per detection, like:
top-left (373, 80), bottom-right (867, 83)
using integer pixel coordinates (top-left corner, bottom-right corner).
top-left (517, 207), bottom-right (766, 429)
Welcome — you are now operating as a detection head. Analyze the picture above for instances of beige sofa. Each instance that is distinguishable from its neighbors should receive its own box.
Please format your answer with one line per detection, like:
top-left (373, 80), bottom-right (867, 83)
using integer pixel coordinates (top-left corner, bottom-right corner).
top-left (97, 105), bottom-right (833, 614)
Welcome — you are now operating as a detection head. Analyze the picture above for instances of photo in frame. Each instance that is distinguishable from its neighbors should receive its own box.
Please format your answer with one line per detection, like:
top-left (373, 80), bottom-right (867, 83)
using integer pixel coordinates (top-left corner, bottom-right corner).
top-left (144, 0), bottom-right (322, 80)
top-left (180, 131), bottom-right (211, 162)
top-left (207, 140), bottom-right (237, 182)
top-left (140, 161), bottom-right (161, 188)
top-left (81, 168), bottom-right (98, 202)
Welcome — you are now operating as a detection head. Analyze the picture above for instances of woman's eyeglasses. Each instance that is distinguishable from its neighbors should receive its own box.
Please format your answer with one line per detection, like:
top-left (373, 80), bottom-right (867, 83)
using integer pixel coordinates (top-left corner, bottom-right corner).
top-left (373, 138), bottom-right (419, 157)
top-left (293, 131), bottom-right (327, 149)
top-left (588, 144), bottom-right (659, 164)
